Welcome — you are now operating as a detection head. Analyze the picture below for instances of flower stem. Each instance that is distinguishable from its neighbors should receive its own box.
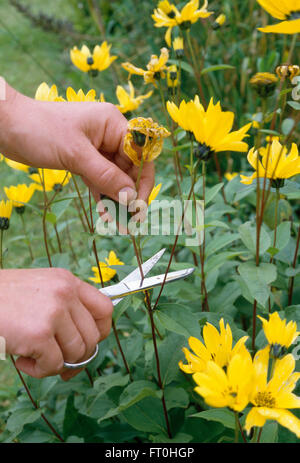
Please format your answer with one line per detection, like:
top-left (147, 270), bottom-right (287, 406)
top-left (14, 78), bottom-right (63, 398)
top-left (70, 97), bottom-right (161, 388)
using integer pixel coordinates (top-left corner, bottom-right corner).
top-left (288, 225), bottom-right (300, 306)
top-left (20, 213), bottom-right (34, 261)
top-left (186, 29), bottom-right (206, 106)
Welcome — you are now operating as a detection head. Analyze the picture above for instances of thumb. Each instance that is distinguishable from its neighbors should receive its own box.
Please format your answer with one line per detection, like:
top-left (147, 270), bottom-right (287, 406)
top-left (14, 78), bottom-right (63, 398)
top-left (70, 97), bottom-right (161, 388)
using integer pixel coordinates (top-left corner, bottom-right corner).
top-left (78, 143), bottom-right (137, 204)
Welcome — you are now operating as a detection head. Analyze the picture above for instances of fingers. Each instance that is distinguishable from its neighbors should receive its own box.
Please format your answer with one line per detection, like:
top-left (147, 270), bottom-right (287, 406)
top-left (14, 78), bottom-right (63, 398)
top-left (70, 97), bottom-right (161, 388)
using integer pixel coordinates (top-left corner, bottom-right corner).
top-left (77, 279), bottom-right (113, 341)
top-left (135, 161), bottom-right (155, 203)
top-left (78, 144), bottom-right (137, 204)
top-left (15, 338), bottom-right (64, 378)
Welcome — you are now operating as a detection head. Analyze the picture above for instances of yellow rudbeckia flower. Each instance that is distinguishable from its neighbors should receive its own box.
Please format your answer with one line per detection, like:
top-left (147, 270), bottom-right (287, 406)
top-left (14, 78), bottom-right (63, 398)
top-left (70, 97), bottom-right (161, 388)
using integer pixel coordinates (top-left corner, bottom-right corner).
top-left (123, 117), bottom-right (171, 166)
top-left (0, 154), bottom-right (3, 162)
top-left (224, 172), bottom-right (238, 181)
top-left (115, 82), bottom-right (153, 114)
top-left (168, 97), bottom-right (251, 160)
top-left (245, 347), bottom-right (300, 438)
top-left (122, 48), bottom-right (169, 86)
top-left (70, 43), bottom-right (117, 75)
top-left (66, 87), bottom-right (97, 102)
top-left (0, 200), bottom-right (13, 230)
top-left (192, 349), bottom-right (254, 412)
top-left (240, 140), bottom-right (300, 187)
top-left (152, 0), bottom-right (213, 46)
top-left (30, 169), bottom-right (71, 192)
top-left (4, 184), bottom-right (36, 209)
top-left (35, 83), bottom-right (65, 102)
top-left (179, 318), bottom-right (249, 374)
top-left (257, 0), bottom-right (300, 34)
top-left (4, 157), bottom-right (33, 174)
top-left (89, 251), bottom-right (124, 284)
top-left (258, 312), bottom-right (299, 357)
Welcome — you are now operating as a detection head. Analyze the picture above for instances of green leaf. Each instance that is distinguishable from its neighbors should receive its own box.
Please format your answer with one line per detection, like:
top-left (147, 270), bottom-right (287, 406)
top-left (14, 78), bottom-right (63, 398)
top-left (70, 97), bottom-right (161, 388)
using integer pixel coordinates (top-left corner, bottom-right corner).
top-left (6, 407), bottom-right (43, 435)
top-left (93, 372), bottom-right (130, 396)
top-left (260, 421), bottom-right (278, 443)
top-left (238, 221), bottom-right (271, 255)
top-left (269, 221), bottom-right (291, 251)
top-left (191, 408), bottom-right (235, 429)
top-left (238, 262), bottom-right (277, 306)
top-left (200, 64), bottom-right (235, 75)
top-left (153, 333), bottom-right (186, 387)
top-left (288, 101), bottom-right (300, 111)
top-left (63, 394), bottom-right (100, 441)
top-left (164, 387), bottom-right (189, 411)
top-left (205, 183), bottom-right (224, 205)
top-left (168, 59), bottom-right (193, 75)
top-left (45, 212), bottom-right (57, 224)
top-left (281, 118), bottom-right (295, 135)
top-left (155, 303), bottom-right (200, 338)
top-left (205, 233), bottom-right (240, 257)
top-left (121, 397), bottom-right (167, 434)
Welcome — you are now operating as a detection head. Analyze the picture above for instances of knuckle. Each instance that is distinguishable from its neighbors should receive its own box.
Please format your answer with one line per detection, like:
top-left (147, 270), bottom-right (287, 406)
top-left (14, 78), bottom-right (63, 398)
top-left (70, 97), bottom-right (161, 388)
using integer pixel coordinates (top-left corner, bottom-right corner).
top-left (98, 164), bottom-right (118, 190)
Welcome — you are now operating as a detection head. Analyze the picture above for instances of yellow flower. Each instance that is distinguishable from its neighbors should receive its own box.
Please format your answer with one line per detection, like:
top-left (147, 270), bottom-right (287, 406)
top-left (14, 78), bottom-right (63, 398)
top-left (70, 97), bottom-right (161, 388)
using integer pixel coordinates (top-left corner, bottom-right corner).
top-left (169, 97), bottom-right (251, 160)
top-left (0, 154), bottom-right (3, 162)
top-left (212, 13), bottom-right (226, 29)
top-left (70, 43), bottom-right (117, 74)
top-left (148, 183), bottom-right (162, 205)
top-left (179, 318), bottom-right (249, 374)
top-left (35, 83), bottom-right (65, 102)
top-left (89, 251), bottom-right (124, 284)
top-left (167, 95), bottom-right (202, 132)
top-left (115, 82), bottom-right (153, 114)
top-left (66, 87), bottom-right (97, 102)
top-left (123, 117), bottom-right (170, 166)
top-left (166, 64), bottom-right (179, 88)
top-left (192, 349), bottom-right (254, 411)
top-left (245, 347), bottom-right (300, 438)
top-left (240, 139), bottom-right (300, 187)
top-left (258, 312), bottom-right (299, 357)
top-left (4, 158), bottom-right (32, 173)
top-left (224, 172), bottom-right (238, 181)
top-left (152, 0), bottom-right (213, 46)
top-left (0, 200), bottom-right (13, 230)
top-left (257, 0), bottom-right (300, 34)
top-left (173, 36), bottom-right (184, 58)
top-left (250, 72), bottom-right (279, 97)
top-left (4, 184), bottom-right (36, 209)
top-left (30, 168), bottom-right (71, 192)
top-left (122, 48), bottom-right (169, 86)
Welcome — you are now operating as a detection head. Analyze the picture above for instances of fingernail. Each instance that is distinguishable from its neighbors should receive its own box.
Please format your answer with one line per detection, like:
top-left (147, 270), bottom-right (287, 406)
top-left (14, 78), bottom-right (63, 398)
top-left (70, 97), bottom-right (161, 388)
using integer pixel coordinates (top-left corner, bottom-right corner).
top-left (119, 187), bottom-right (137, 206)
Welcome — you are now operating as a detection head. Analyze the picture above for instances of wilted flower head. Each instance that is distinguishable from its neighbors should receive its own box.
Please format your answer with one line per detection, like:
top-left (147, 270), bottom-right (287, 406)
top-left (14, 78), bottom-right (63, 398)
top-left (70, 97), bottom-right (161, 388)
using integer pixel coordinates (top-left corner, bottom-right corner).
top-left (256, 0), bottom-right (300, 34)
top-left (250, 72), bottom-right (279, 97)
top-left (70, 43), bottom-right (117, 76)
top-left (123, 117), bottom-right (170, 166)
top-left (122, 48), bottom-right (169, 86)
top-left (89, 251), bottom-right (124, 284)
top-left (240, 139), bottom-right (300, 187)
top-left (276, 64), bottom-right (300, 81)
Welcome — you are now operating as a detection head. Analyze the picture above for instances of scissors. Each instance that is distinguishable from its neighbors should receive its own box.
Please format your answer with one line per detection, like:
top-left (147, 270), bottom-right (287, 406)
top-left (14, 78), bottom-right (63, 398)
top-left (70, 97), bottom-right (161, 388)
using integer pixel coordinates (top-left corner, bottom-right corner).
top-left (64, 248), bottom-right (194, 369)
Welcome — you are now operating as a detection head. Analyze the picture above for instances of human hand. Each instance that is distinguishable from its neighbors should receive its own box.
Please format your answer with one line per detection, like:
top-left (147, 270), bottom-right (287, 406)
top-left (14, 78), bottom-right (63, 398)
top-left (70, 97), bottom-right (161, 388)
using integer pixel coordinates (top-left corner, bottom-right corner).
top-left (0, 83), bottom-right (154, 204)
top-left (0, 268), bottom-right (113, 380)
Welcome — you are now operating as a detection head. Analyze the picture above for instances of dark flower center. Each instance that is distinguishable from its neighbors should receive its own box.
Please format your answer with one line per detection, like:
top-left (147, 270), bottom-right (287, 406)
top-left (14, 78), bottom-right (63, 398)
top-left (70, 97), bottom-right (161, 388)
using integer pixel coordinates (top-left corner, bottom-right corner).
top-left (289, 10), bottom-right (300, 20)
top-left (167, 11), bottom-right (176, 19)
top-left (16, 206), bottom-right (25, 215)
top-left (254, 391), bottom-right (276, 408)
top-left (0, 217), bottom-right (9, 230)
top-left (270, 343), bottom-right (286, 358)
top-left (29, 167), bottom-right (38, 175)
top-left (87, 56), bottom-right (94, 65)
top-left (53, 183), bottom-right (63, 192)
top-left (179, 20), bottom-right (192, 30)
top-left (132, 131), bottom-right (147, 147)
top-left (88, 69), bottom-right (99, 78)
top-left (153, 71), bottom-right (161, 80)
top-left (169, 71), bottom-right (177, 81)
top-left (194, 143), bottom-right (214, 162)
top-left (271, 178), bottom-right (285, 189)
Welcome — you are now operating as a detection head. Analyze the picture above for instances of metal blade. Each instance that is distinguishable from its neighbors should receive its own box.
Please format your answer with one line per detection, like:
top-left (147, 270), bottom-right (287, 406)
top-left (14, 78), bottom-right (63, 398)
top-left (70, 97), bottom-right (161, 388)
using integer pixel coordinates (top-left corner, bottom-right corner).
top-left (100, 268), bottom-right (195, 301)
top-left (100, 248), bottom-right (166, 306)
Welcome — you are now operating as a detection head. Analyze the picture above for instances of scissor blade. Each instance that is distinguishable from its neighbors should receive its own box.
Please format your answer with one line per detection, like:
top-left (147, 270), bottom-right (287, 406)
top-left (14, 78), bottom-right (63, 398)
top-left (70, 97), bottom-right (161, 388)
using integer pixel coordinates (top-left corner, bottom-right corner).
top-left (99, 248), bottom-right (166, 305)
top-left (122, 248), bottom-right (166, 283)
top-left (101, 268), bottom-right (195, 300)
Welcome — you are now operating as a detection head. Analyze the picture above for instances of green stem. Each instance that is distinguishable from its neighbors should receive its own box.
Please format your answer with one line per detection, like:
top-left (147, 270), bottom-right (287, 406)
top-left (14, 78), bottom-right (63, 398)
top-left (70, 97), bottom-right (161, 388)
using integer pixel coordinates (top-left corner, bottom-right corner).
top-left (20, 213), bottom-right (34, 261)
top-left (288, 225), bottom-right (300, 306)
top-left (287, 33), bottom-right (298, 64)
top-left (186, 29), bottom-right (206, 106)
